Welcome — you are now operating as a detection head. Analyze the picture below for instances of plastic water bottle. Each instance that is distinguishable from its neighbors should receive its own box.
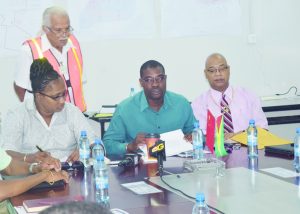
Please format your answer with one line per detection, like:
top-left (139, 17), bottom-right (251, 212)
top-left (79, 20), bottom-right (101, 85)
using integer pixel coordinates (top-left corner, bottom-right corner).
top-left (79, 130), bottom-right (91, 168)
top-left (192, 193), bottom-right (210, 214)
top-left (247, 119), bottom-right (258, 158)
top-left (94, 155), bottom-right (110, 207)
top-left (293, 128), bottom-right (300, 173)
top-left (0, 112), bottom-right (2, 135)
top-left (92, 138), bottom-right (105, 166)
top-left (129, 87), bottom-right (135, 97)
top-left (192, 121), bottom-right (204, 160)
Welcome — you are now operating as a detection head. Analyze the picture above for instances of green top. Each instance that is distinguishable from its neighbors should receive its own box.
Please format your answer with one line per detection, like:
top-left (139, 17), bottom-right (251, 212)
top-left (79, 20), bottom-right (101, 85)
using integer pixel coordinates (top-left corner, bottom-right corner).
top-left (0, 148), bottom-right (11, 171)
top-left (0, 148), bottom-right (16, 214)
top-left (103, 91), bottom-right (196, 157)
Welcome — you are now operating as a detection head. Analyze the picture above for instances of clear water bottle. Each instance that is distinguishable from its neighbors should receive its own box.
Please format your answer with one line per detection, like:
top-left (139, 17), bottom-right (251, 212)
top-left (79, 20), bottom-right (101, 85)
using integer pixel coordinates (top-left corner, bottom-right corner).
top-left (129, 87), bottom-right (135, 97)
top-left (192, 193), bottom-right (210, 214)
top-left (247, 119), bottom-right (258, 158)
top-left (0, 112), bottom-right (2, 135)
top-left (79, 130), bottom-right (91, 168)
top-left (94, 155), bottom-right (110, 207)
top-left (92, 138), bottom-right (105, 166)
top-left (192, 121), bottom-right (204, 160)
top-left (293, 128), bottom-right (300, 173)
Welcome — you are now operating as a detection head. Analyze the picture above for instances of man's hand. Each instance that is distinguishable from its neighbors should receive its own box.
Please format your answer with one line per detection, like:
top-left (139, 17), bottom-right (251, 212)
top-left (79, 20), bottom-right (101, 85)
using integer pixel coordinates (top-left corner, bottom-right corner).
top-left (127, 133), bottom-right (146, 152)
top-left (66, 149), bottom-right (79, 163)
top-left (184, 133), bottom-right (193, 143)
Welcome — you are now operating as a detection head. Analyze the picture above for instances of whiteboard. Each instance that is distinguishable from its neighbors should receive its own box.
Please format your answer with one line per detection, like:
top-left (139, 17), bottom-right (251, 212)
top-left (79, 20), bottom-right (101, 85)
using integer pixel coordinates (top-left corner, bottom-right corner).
top-left (0, 0), bottom-right (300, 115)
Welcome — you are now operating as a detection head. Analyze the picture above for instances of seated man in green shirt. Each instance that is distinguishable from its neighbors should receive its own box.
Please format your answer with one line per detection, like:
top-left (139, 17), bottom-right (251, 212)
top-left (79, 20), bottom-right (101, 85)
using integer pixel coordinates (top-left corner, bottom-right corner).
top-left (103, 60), bottom-right (196, 157)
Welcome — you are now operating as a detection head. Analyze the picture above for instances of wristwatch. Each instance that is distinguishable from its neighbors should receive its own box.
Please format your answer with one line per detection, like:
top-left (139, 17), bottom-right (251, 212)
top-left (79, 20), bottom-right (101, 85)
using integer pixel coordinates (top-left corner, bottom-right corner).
top-left (29, 162), bottom-right (39, 174)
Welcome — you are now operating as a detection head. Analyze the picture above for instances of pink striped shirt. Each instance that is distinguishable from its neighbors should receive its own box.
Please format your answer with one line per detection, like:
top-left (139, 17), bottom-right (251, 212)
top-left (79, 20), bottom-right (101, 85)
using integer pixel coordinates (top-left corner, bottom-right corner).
top-left (191, 86), bottom-right (268, 134)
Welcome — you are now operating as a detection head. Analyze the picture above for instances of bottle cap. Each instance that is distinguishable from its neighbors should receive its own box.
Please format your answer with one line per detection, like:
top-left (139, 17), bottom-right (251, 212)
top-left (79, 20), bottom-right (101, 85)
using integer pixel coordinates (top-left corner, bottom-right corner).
top-left (193, 121), bottom-right (200, 129)
top-left (249, 119), bottom-right (255, 125)
top-left (94, 138), bottom-right (101, 145)
top-left (80, 130), bottom-right (87, 136)
top-left (196, 193), bottom-right (205, 202)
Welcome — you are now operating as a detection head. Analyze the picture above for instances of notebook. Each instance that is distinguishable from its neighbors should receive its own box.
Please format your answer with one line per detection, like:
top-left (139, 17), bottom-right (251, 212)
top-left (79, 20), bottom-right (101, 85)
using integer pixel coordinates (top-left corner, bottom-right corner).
top-left (265, 144), bottom-right (294, 159)
top-left (2, 175), bottom-right (65, 191)
top-left (23, 195), bottom-right (84, 213)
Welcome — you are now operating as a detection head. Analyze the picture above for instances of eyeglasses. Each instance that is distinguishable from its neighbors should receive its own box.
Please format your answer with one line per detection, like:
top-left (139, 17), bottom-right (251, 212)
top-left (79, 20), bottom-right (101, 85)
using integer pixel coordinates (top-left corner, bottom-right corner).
top-left (206, 65), bottom-right (229, 74)
top-left (61, 161), bottom-right (84, 171)
top-left (46, 26), bottom-right (74, 36)
top-left (39, 91), bottom-right (67, 101)
top-left (141, 74), bottom-right (166, 84)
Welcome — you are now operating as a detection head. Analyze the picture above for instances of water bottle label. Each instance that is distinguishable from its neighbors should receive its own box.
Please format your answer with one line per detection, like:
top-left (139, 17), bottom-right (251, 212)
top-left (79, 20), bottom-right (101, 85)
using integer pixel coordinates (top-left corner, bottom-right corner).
top-left (193, 145), bottom-right (203, 150)
top-left (247, 135), bottom-right (257, 146)
top-left (294, 145), bottom-right (300, 156)
top-left (80, 149), bottom-right (90, 159)
top-left (96, 177), bottom-right (109, 190)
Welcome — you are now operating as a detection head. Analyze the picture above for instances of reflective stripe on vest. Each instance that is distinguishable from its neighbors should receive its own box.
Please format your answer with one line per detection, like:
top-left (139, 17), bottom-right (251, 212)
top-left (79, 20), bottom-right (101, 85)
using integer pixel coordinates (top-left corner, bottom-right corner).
top-left (26, 35), bottom-right (86, 112)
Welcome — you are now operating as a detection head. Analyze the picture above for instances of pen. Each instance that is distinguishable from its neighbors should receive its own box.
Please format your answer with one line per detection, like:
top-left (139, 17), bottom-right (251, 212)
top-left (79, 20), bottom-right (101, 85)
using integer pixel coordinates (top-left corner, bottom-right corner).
top-left (36, 145), bottom-right (44, 152)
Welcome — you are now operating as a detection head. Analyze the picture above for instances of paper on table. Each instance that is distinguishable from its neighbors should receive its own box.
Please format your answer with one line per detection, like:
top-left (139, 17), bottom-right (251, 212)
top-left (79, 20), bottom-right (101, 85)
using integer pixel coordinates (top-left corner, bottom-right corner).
top-left (260, 167), bottom-right (299, 178)
top-left (160, 129), bottom-right (193, 157)
top-left (121, 181), bottom-right (162, 195)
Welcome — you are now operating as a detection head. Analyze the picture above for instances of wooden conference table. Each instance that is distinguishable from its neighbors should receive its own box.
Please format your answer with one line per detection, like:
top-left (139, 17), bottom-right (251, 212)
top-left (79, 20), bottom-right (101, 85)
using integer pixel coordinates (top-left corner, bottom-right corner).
top-left (11, 147), bottom-right (297, 213)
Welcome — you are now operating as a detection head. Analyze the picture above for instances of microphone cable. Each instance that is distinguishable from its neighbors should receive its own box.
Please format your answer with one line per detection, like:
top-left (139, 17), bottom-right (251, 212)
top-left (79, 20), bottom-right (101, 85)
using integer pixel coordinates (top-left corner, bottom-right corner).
top-left (159, 172), bottom-right (225, 214)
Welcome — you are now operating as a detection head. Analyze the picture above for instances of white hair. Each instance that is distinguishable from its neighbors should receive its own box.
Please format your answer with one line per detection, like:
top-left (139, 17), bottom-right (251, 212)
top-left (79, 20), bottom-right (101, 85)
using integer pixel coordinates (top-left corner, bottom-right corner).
top-left (42, 6), bottom-right (69, 27)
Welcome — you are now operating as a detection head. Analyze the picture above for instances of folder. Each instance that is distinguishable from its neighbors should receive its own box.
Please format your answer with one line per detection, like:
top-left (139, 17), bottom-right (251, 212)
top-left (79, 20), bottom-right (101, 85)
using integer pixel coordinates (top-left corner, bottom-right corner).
top-left (230, 127), bottom-right (292, 149)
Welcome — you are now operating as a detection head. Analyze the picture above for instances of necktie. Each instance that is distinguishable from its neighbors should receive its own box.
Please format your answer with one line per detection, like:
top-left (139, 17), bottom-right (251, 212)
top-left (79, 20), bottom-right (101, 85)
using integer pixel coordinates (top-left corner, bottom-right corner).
top-left (220, 94), bottom-right (234, 133)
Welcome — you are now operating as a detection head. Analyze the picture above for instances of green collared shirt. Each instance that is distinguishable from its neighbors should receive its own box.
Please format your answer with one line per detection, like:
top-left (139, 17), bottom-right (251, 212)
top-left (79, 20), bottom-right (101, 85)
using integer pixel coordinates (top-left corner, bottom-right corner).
top-left (103, 91), bottom-right (196, 156)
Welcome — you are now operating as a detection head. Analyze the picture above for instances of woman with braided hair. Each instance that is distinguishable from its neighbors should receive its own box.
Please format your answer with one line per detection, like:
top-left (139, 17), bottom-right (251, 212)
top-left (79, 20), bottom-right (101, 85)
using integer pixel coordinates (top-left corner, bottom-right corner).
top-left (1, 58), bottom-right (97, 167)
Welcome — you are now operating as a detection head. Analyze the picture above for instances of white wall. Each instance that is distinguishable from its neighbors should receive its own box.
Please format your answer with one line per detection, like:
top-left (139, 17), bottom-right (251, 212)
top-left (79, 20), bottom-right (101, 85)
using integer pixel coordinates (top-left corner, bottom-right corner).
top-left (1, 0), bottom-right (300, 117)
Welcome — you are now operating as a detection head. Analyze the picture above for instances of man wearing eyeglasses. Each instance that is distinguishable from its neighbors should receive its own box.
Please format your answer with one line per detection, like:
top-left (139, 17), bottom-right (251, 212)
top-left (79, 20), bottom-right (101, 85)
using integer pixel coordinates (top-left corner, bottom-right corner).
top-left (191, 53), bottom-right (268, 140)
top-left (103, 60), bottom-right (196, 157)
top-left (14, 6), bottom-right (86, 112)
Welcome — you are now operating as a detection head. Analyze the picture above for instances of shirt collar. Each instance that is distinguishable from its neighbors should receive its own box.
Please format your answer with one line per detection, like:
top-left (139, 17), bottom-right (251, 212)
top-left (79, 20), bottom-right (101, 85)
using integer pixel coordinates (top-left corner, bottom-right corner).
top-left (25, 98), bottom-right (59, 128)
top-left (40, 33), bottom-right (75, 53)
top-left (210, 85), bottom-right (233, 102)
top-left (139, 91), bottom-right (172, 112)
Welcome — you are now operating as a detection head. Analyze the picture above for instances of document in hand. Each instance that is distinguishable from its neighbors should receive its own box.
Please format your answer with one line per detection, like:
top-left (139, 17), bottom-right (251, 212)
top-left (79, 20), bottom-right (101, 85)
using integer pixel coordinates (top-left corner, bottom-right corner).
top-left (231, 127), bottom-right (292, 149)
top-left (23, 195), bottom-right (84, 213)
top-left (160, 129), bottom-right (193, 156)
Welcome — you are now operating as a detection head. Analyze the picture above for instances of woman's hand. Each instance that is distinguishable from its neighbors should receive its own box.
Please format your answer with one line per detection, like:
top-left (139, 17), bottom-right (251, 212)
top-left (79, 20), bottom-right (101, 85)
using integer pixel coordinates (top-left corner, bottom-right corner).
top-left (44, 170), bottom-right (70, 184)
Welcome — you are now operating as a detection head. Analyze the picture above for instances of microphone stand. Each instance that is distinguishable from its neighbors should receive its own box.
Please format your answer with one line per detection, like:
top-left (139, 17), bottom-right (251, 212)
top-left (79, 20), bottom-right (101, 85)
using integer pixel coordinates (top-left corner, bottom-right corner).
top-left (157, 152), bottom-right (164, 177)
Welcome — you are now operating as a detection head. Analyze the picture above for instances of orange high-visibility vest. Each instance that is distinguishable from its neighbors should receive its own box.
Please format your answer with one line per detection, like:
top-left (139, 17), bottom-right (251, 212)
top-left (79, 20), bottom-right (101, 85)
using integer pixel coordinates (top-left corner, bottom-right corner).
top-left (25, 35), bottom-right (86, 112)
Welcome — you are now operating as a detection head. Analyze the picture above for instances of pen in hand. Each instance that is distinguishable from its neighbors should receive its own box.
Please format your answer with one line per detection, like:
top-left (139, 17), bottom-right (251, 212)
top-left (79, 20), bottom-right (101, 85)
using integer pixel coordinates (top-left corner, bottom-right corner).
top-left (36, 145), bottom-right (44, 152)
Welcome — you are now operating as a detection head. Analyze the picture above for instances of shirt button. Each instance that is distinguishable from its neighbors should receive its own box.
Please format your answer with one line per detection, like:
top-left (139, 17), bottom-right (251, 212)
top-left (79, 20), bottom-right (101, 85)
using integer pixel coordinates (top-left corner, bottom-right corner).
top-left (158, 126), bottom-right (160, 129)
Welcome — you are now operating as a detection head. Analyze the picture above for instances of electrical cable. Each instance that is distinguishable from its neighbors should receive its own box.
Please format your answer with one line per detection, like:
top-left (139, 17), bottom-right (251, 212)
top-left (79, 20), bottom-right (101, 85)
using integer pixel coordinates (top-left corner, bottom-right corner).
top-left (160, 173), bottom-right (225, 214)
top-left (275, 86), bottom-right (298, 96)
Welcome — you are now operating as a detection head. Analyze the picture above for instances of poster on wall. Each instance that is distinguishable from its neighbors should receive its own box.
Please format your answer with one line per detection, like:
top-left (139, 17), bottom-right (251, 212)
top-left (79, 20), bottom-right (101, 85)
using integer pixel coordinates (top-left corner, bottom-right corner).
top-left (161, 0), bottom-right (242, 38)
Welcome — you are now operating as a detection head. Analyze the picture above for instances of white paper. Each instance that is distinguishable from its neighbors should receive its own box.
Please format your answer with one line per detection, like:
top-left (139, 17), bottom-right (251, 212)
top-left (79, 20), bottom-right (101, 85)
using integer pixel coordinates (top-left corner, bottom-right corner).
top-left (14, 206), bottom-right (37, 214)
top-left (160, 129), bottom-right (193, 157)
top-left (260, 167), bottom-right (299, 178)
top-left (100, 106), bottom-right (116, 114)
top-left (121, 181), bottom-right (162, 195)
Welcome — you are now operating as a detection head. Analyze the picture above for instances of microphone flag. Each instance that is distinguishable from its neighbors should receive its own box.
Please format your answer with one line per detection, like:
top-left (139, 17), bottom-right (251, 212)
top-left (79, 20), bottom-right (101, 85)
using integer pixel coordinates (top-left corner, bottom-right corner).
top-left (215, 115), bottom-right (228, 157)
top-left (206, 110), bottom-right (215, 153)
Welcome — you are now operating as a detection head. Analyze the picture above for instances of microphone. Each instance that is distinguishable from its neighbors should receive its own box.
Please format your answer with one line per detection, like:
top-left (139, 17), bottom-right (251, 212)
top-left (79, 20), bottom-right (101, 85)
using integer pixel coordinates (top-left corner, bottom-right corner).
top-left (118, 153), bottom-right (139, 167)
top-left (149, 140), bottom-right (166, 177)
